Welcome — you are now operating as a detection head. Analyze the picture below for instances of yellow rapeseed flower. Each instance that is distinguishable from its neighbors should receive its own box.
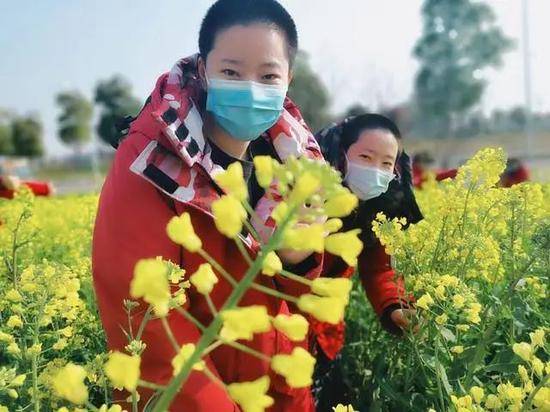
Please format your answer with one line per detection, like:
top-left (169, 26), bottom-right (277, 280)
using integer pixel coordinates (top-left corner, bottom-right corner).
top-left (130, 259), bottom-right (171, 316)
top-left (288, 172), bottom-right (320, 205)
top-left (311, 278), bottom-right (352, 304)
top-left (214, 162), bottom-right (248, 201)
top-left (512, 342), bottom-right (533, 362)
top-left (452, 294), bottom-right (466, 309)
top-left (166, 213), bottom-right (202, 252)
top-left (261, 251), bottom-right (282, 277)
top-left (451, 346), bottom-right (464, 354)
top-left (297, 294), bottom-right (346, 324)
top-left (470, 386), bottom-right (485, 403)
top-left (52, 363), bottom-right (89, 405)
top-left (253, 156), bottom-right (274, 188)
top-left (324, 218), bottom-right (343, 233)
top-left (324, 230), bottom-right (363, 267)
top-left (220, 306), bottom-right (271, 341)
top-left (324, 191), bottom-right (358, 218)
top-left (416, 293), bottom-right (434, 310)
top-left (271, 347), bottom-right (316, 388)
top-left (532, 356), bottom-right (544, 377)
top-left (529, 328), bottom-right (545, 347)
top-left (533, 387), bottom-right (550, 410)
top-left (227, 376), bottom-right (274, 412)
top-left (272, 314), bottom-right (309, 342)
top-left (190, 263), bottom-right (218, 295)
top-left (172, 343), bottom-right (205, 375)
top-left (332, 405), bottom-right (356, 412)
top-left (485, 394), bottom-right (502, 409)
top-left (271, 201), bottom-right (289, 225)
top-left (212, 195), bottom-right (247, 238)
top-left (5, 289), bottom-right (23, 303)
top-left (104, 352), bottom-right (141, 391)
top-left (7, 315), bottom-right (23, 329)
top-left (283, 224), bottom-right (325, 253)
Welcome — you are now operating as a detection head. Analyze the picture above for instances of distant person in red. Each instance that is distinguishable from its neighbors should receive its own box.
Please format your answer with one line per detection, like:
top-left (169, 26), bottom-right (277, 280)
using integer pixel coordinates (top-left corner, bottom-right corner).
top-left (412, 151), bottom-right (457, 187)
top-left (0, 175), bottom-right (52, 199)
top-left (500, 157), bottom-right (530, 187)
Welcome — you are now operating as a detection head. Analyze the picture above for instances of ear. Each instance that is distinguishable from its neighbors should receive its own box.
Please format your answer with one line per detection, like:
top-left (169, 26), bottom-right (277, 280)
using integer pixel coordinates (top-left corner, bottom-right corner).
top-left (197, 56), bottom-right (207, 88)
top-left (287, 69), bottom-right (294, 86)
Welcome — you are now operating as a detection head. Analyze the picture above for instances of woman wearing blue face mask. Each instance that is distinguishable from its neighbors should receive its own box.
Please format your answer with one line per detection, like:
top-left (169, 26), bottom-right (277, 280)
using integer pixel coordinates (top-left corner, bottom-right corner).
top-left (312, 114), bottom-right (423, 409)
top-left (93, 1), bottom-right (325, 411)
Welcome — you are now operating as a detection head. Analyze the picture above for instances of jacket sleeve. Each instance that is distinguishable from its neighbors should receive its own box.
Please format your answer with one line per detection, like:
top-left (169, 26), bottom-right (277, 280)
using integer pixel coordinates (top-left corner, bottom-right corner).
top-left (357, 243), bottom-right (412, 317)
top-left (92, 131), bottom-right (238, 412)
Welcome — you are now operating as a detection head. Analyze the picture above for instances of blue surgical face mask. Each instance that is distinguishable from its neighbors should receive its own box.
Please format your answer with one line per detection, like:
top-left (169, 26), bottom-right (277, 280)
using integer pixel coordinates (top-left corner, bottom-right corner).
top-left (344, 155), bottom-right (395, 201)
top-left (206, 77), bottom-right (287, 141)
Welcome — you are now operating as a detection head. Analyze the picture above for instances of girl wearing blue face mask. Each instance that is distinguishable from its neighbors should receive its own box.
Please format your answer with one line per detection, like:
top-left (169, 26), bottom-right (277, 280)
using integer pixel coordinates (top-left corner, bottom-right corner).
top-left (312, 114), bottom-right (423, 409)
top-left (93, 1), bottom-right (325, 411)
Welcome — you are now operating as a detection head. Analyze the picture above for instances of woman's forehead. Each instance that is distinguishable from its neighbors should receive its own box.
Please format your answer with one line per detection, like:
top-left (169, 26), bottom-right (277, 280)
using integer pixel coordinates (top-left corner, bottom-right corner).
top-left (352, 130), bottom-right (398, 154)
top-left (208, 24), bottom-right (289, 68)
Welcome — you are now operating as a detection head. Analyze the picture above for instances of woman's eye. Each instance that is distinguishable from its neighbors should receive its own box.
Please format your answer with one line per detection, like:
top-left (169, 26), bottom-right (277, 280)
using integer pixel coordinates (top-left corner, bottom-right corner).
top-left (262, 74), bottom-right (280, 81)
top-left (222, 69), bottom-right (238, 77)
top-left (360, 154), bottom-right (371, 160)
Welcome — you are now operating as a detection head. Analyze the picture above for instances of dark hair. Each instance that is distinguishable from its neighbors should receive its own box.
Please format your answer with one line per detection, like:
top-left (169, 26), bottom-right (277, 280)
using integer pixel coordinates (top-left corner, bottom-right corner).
top-left (316, 113), bottom-right (402, 170)
top-left (199, 0), bottom-right (298, 66)
top-left (340, 113), bottom-right (401, 153)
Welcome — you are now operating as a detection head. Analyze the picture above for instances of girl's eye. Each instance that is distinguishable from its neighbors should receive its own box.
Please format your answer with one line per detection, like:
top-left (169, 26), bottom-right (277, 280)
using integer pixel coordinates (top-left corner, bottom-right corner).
top-left (262, 74), bottom-right (279, 81)
top-left (222, 69), bottom-right (238, 77)
top-left (360, 154), bottom-right (371, 160)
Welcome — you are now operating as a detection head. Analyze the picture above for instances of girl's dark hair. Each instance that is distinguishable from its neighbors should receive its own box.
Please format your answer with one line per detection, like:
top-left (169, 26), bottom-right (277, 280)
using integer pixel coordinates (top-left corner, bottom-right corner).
top-left (316, 113), bottom-right (402, 170)
top-left (199, 0), bottom-right (298, 66)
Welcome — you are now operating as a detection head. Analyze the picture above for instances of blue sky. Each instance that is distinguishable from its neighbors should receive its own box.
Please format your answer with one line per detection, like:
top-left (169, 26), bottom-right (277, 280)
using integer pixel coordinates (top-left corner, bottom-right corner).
top-left (1, 0), bottom-right (549, 157)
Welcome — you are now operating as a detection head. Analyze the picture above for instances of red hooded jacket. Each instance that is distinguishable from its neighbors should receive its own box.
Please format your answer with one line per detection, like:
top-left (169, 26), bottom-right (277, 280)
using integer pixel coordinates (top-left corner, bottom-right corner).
top-left (92, 56), bottom-right (324, 411)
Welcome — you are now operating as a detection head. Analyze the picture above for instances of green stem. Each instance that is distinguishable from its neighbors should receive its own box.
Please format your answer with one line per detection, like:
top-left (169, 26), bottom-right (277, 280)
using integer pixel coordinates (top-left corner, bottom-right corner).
top-left (175, 307), bottom-right (207, 332)
top-left (280, 269), bottom-right (313, 286)
top-left (242, 202), bottom-right (263, 240)
top-left (150, 212), bottom-right (293, 411)
top-left (198, 249), bottom-right (237, 287)
top-left (138, 380), bottom-right (167, 391)
top-left (521, 374), bottom-right (549, 411)
top-left (131, 391), bottom-right (138, 412)
top-left (250, 282), bottom-right (299, 303)
top-left (135, 307), bottom-right (153, 341)
top-left (204, 340), bottom-right (223, 356)
top-left (32, 353), bottom-right (39, 412)
top-left (205, 294), bottom-right (218, 317)
top-left (161, 317), bottom-right (180, 353)
top-left (218, 338), bottom-right (271, 362)
top-left (203, 366), bottom-right (226, 389)
top-left (235, 237), bottom-right (253, 265)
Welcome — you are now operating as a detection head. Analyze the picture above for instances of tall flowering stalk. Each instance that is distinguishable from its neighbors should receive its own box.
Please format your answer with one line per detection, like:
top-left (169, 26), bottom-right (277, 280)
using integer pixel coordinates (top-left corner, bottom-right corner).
top-left (45, 156), bottom-right (360, 412)
top-left (344, 148), bottom-right (550, 411)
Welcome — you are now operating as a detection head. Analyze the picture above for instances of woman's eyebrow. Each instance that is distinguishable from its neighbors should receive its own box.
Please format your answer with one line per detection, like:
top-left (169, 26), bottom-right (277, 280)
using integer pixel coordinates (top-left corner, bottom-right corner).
top-left (221, 58), bottom-right (242, 65)
top-left (260, 61), bottom-right (282, 69)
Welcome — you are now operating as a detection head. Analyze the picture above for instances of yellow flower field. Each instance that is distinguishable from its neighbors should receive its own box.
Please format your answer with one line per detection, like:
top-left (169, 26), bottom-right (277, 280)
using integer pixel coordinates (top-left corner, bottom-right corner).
top-left (0, 149), bottom-right (548, 412)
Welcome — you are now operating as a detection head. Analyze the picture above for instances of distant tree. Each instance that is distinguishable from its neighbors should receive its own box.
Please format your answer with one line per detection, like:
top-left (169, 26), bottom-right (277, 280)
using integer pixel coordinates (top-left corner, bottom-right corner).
top-left (288, 52), bottom-right (332, 132)
top-left (12, 115), bottom-right (44, 157)
top-left (344, 104), bottom-right (370, 118)
top-left (0, 110), bottom-right (14, 155)
top-left (509, 106), bottom-right (527, 131)
top-left (56, 90), bottom-right (94, 152)
top-left (94, 75), bottom-right (141, 147)
top-left (413, 0), bottom-right (513, 137)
